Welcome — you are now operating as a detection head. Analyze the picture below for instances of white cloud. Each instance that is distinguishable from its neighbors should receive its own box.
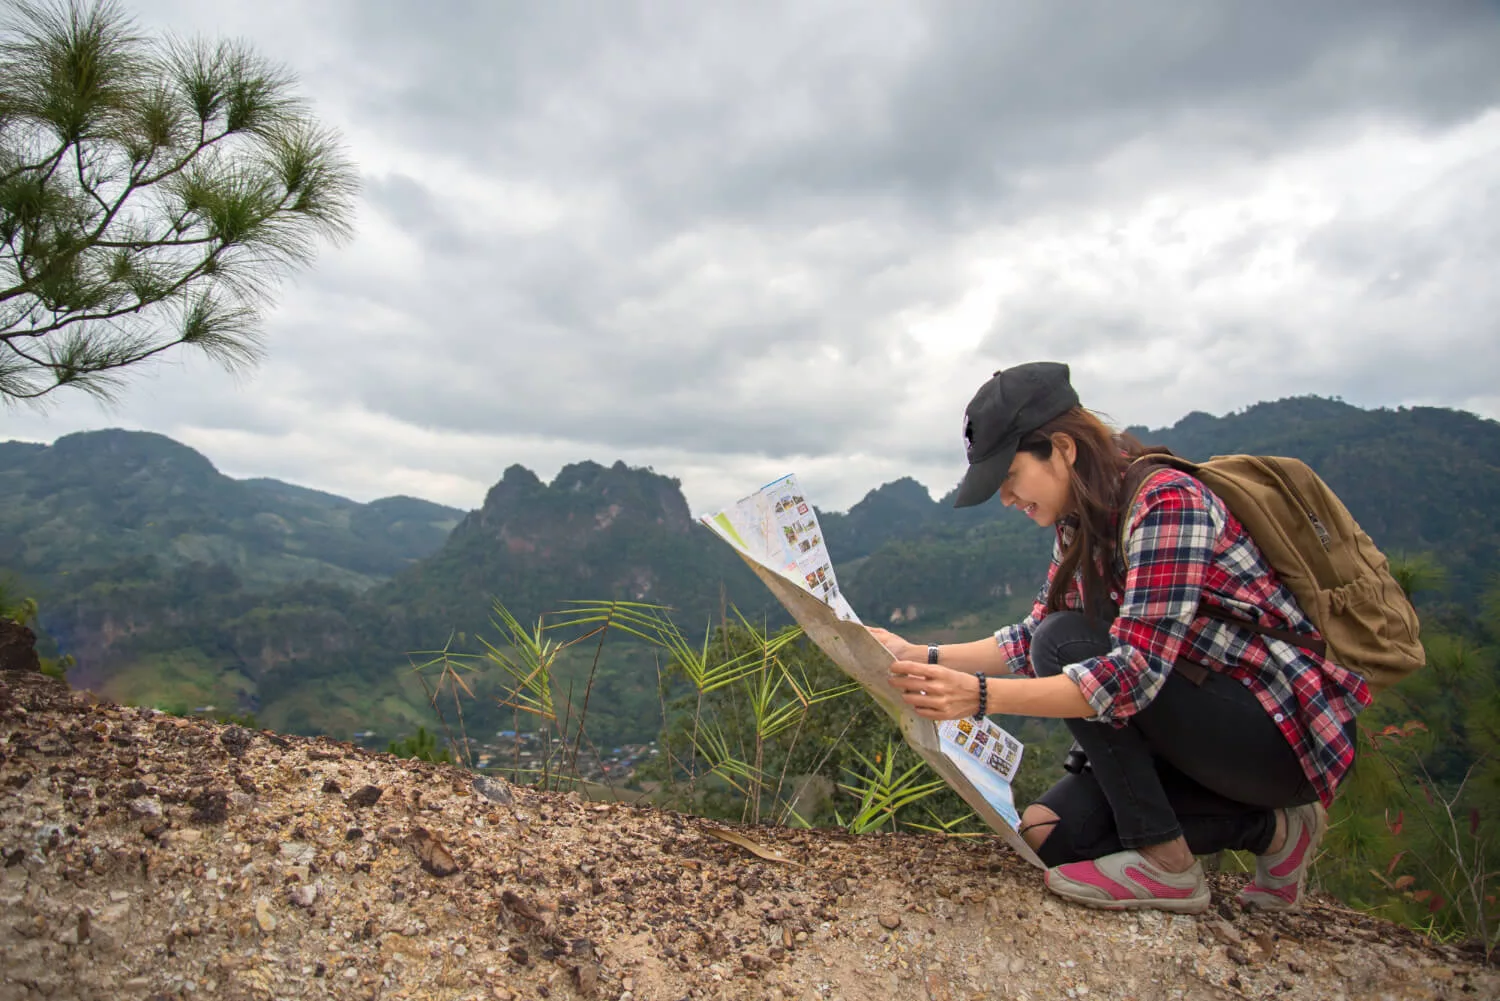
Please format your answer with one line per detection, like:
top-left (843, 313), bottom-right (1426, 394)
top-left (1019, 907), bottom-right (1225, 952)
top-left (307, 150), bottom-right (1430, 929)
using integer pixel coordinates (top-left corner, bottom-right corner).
top-left (6, 1), bottom-right (1499, 516)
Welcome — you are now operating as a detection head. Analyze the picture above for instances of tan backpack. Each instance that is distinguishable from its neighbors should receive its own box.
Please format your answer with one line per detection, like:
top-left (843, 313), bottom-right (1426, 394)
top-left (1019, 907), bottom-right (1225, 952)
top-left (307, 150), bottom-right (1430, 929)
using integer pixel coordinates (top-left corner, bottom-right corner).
top-left (1121, 454), bottom-right (1424, 696)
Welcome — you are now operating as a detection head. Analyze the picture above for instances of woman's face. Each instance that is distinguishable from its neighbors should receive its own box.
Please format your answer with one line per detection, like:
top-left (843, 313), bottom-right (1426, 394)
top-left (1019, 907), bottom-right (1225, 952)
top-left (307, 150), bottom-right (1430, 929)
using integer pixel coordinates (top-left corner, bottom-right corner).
top-left (997, 435), bottom-right (1075, 527)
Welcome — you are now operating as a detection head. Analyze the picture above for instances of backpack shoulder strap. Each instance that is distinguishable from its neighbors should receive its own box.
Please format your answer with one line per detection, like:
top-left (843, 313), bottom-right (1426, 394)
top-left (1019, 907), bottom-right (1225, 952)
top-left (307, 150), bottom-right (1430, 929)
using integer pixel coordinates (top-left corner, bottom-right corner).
top-left (1118, 453), bottom-right (1200, 570)
top-left (1122, 453), bottom-right (1329, 658)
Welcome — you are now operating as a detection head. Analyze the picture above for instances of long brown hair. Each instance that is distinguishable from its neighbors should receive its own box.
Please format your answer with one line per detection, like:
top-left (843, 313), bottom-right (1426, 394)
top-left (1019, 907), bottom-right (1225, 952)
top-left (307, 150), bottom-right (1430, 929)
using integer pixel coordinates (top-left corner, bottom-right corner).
top-left (1018, 407), bottom-right (1168, 618)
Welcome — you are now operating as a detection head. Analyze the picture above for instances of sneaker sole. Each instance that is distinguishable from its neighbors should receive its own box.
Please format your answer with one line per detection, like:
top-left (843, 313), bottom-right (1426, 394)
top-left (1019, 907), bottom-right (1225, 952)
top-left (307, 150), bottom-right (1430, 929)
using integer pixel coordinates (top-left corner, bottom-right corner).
top-left (1046, 876), bottom-right (1212, 915)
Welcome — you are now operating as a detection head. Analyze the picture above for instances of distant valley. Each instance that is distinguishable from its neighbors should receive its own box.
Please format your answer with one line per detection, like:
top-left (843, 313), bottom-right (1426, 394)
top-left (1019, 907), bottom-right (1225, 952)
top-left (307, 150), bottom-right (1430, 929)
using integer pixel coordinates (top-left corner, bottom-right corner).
top-left (3, 396), bottom-right (1497, 748)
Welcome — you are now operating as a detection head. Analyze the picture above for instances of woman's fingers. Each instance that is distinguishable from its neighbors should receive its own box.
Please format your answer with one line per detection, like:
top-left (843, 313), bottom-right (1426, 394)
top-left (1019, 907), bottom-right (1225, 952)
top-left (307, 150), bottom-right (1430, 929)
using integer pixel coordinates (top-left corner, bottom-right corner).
top-left (888, 661), bottom-right (940, 686)
top-left (867, 626), bottom-right (909, 657)
top-left (887, 661), bottom-right (973, 719)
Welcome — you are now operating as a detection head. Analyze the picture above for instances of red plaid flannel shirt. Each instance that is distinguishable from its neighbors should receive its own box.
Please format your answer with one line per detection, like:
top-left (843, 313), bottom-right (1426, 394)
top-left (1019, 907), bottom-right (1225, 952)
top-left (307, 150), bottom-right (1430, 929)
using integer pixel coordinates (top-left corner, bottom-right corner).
top-left (994, 468), bottom-right (1370, 806)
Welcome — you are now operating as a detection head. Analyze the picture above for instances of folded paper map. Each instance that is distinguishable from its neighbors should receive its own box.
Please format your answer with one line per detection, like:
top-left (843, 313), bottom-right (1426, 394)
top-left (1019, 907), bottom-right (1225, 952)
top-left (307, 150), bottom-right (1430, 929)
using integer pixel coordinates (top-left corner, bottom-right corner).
top-left (701, 474), bottom-right (1043, 868)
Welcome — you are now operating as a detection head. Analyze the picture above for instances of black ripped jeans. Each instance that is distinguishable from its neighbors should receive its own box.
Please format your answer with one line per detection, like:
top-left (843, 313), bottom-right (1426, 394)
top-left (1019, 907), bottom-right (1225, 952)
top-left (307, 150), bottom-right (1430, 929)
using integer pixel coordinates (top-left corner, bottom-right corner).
top-left (1027, 611), bottom-right (1334, 868)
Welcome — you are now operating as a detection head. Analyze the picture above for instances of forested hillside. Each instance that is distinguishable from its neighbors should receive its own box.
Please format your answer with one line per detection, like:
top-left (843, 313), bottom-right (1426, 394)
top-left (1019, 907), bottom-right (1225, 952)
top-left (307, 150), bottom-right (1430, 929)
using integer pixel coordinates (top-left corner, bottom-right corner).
top-left (0, 430), bottom-right (463, 592)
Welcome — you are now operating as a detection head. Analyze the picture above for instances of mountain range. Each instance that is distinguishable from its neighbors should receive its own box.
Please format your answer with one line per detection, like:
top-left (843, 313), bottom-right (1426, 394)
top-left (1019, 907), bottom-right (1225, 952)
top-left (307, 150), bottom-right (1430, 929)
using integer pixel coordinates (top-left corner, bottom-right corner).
top-left (2, 396), bottom-right (1497, 745)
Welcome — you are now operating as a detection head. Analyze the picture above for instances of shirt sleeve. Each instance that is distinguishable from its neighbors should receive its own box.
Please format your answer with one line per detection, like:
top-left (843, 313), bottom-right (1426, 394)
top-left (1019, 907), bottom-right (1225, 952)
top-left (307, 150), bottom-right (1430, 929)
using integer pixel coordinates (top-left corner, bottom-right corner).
top-left (993, 534), bottom-right (1064, 678)
top-left (1063, 476), bottom-right (1216, 722)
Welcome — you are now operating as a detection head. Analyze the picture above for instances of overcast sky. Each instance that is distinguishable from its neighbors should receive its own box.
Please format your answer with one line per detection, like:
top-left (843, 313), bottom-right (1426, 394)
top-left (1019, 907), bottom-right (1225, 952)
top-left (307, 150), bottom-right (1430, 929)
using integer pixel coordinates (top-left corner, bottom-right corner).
top-left (6, 0), bottom-right (1500, 515)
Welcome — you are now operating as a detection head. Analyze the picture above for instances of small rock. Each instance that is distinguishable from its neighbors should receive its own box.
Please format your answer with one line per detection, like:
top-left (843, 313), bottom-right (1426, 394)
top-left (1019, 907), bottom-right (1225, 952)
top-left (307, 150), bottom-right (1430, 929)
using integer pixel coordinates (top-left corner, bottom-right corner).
top-left (219, 726), bottom-right (254, 756)
top-left (188, 789), bottom-right (229, 824)
top-left (254, 898), bottom-right (276, 933)
top-left (322, 778), bottom-right (342, 794)
top-left (346, 785), bottom-right (383, 808)
top-left (877, 912), bottom-right (901, 930)
top-left (569, 961), bottom-right (599, 996)
top-left (1009, 957), bottom-right (1025, 974)
top-left (1208, 920), bottom-right (1243, 947)
top-left (288, 883), bottom-right (319, 909)
top-left (409, 827), bottom-right (459, 877)
top-left (279, 842), bottom-right (316, 866)
top-left (500, 889), bottom-right (545, 927)
top-left (507, 944), bottom-right (530, 966)
top-left (472, 775), bottom-right (513, 804)
top-left (140, 818), bottom-right (169, 841)
top-left (741, 952), bottom-right (774, 971)
top-left (128, 797), bottom-right (162, 819)
top-left (1227, 945), bottom-right (1252, 966)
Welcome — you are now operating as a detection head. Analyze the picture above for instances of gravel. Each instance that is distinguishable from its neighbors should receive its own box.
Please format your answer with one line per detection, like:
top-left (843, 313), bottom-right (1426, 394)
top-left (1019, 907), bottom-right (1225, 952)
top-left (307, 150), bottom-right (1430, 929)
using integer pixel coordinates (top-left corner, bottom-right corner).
top-left (1, 670), bottom-right (1494, 1001)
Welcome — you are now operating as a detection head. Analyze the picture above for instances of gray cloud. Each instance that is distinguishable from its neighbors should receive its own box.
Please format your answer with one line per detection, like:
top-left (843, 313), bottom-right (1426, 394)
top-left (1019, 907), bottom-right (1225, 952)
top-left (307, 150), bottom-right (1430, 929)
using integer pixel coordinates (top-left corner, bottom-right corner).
top-left (6, 0), bottom-right (1499, 516)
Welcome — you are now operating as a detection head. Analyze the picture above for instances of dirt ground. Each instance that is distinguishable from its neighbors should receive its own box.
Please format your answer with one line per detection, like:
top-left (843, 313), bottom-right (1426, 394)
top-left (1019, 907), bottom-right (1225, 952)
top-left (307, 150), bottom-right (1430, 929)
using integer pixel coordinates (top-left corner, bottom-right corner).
top-left (1, 670), bottom-right (1494, 1001)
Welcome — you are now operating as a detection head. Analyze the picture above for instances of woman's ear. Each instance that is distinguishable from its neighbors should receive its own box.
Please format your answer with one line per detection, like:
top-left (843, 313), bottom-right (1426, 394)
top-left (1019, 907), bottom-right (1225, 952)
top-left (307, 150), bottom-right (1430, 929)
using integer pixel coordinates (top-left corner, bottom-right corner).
top-left (1051, 432), bottom-right (1078, 468)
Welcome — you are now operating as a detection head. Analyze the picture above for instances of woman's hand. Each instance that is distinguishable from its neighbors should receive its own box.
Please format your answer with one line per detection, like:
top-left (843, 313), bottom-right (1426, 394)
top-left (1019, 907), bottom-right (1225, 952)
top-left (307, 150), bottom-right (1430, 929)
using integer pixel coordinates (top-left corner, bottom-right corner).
top-left (866, 626), bottom-right (921, 662)
top-left (887, 661), bottom-right (983, 720)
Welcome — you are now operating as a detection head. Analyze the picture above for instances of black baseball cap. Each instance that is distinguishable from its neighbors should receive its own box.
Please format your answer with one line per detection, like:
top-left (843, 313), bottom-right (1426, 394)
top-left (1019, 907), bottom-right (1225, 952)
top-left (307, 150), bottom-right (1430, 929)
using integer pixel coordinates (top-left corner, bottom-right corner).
top-left (953, 362), bottom-right (1079, 508)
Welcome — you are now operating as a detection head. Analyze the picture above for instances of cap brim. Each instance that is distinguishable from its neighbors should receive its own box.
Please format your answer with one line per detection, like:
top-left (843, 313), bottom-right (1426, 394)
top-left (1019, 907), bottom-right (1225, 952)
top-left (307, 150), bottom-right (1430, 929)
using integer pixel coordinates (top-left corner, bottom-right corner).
top-left (953, 441), bottom-right (1017, 508)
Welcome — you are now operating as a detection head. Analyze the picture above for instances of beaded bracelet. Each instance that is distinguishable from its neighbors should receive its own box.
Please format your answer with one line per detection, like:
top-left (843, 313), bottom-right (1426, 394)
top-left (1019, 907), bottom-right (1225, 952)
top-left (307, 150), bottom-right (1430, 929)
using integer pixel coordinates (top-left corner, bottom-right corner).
top-left (974, 672), bottom-right (987, 720)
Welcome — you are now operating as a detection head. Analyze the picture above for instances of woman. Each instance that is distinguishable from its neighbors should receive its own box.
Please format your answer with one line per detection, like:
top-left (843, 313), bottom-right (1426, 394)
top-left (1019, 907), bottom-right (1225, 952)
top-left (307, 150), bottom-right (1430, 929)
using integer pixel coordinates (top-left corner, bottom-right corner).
top-left (870, 362), bottom-right (1369, 914)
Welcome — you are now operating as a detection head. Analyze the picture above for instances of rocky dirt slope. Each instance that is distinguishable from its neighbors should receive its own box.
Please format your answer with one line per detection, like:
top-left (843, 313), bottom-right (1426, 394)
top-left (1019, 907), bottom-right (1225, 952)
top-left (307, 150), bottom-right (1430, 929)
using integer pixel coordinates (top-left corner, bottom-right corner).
top-left (1, 670), bottom-right (1494, 1001)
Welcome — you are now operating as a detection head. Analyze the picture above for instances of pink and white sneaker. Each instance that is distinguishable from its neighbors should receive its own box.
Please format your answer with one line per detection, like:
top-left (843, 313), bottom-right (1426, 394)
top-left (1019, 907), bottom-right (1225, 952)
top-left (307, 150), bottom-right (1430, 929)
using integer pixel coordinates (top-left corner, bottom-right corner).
top-left (1238, 801), bottom-right (1326, 911)
top-left (1045, 850), bottom-right (1211, 914)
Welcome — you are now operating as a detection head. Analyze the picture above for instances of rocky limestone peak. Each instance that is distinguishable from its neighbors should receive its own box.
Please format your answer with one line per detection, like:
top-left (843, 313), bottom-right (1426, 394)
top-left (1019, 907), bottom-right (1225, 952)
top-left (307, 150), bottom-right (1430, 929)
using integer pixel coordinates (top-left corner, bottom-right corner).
top-left (846, 480), bottom-right (936, 522)
top-left (1, 670), bottom-right (1494, 1001)
top-left (465, 459), bottom-right (694, 540)
top-left (473, 464), bottom-right (547, 516)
